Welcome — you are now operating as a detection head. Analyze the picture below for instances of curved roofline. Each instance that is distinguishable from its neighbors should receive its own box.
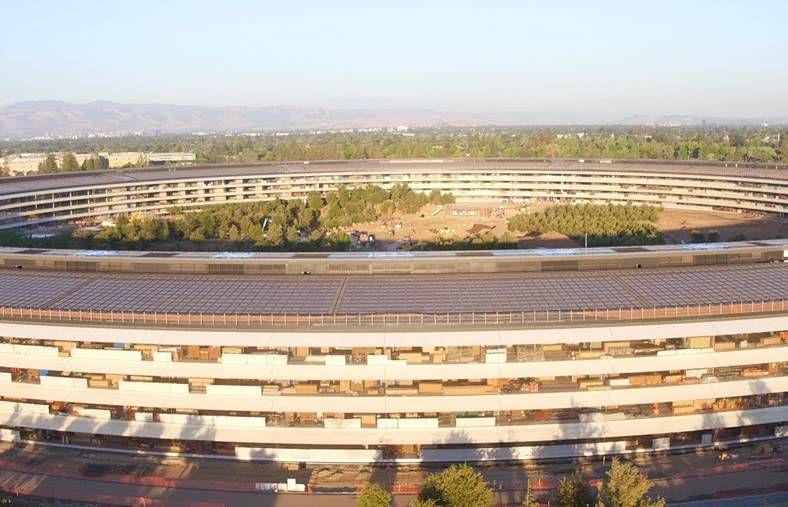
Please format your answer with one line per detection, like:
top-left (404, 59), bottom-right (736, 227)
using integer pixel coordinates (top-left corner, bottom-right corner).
top-left (2, 157), bottom-right (788, 197)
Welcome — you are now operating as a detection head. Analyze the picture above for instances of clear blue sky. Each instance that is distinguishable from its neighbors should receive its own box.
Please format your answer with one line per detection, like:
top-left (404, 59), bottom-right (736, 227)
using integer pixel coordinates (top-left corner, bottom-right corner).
top-left (1, 0), bottom-right (787, 121)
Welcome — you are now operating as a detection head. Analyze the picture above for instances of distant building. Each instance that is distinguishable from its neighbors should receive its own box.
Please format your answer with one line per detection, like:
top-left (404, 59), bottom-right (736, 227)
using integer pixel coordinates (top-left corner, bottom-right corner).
top-left (2, 151), bottom-right (197, 175)
top-left (102, 152), bottom-right (146, 168)
top-left (148, 152), bottom-right (197, 164)
top-left (101, 152), bottom-right (196, 168)
top-left (3, 152), bottom-right (93, 176)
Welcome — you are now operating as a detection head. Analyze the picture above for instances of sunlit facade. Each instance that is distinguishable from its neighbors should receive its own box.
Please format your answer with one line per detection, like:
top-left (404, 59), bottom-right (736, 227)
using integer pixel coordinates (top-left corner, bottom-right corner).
top-left (2, 159), bottom-right (788, 229)
top-left (0, 160), bottom-right (786, 463)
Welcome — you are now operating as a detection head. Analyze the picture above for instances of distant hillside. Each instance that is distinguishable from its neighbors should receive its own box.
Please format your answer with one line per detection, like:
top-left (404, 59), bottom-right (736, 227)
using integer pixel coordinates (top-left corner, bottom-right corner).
top-left (0, 101), bottom-right (508, 139)
top-left (2, 101), bottom-right (785, 139)
top-left (616, 114), bottom-right (788, 126)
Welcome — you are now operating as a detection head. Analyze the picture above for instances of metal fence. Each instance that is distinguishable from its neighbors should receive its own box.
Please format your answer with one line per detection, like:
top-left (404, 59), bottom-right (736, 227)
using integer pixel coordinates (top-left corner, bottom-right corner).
top-left (1, 299), bottom-right (786, 329)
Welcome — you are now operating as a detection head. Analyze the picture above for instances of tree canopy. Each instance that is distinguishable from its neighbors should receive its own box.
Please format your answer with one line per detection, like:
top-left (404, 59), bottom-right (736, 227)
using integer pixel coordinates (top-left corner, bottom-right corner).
top-left (555, 474), bottom-right (596, 507)
top-left (596, 459), bottom-right (665, 507)
top-left (357, 482), bottom-right (392, 507)
top-left (3, 126), bottom-right (788, 171)
top-left (37, 153), bottom-right (59, 173)
top-left (1, 184), bottom-right (456, 252)
top-left (81, 155), bottom-right (108, 171)
top-left (60, 152), bottom-right (80, 171)
top-left (508, 203), bottom-right (663, 247)
top-left (418, 464), bottom-right (493, 507)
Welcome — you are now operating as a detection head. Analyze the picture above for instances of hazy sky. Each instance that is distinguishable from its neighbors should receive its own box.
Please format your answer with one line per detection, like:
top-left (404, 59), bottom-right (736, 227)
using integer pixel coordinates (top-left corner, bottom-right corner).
top-left (2, 0), bottom-right (787, 121)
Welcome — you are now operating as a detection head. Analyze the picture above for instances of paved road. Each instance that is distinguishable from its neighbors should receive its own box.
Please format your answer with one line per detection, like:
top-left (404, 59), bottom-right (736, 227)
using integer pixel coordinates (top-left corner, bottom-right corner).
top-left (672, 492), bottom-right (788, 506)
top-left (0, 440), bottom-right (786, 505)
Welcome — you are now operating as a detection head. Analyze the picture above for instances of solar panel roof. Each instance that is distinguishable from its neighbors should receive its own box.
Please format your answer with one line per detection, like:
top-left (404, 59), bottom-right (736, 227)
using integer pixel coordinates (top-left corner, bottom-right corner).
top-left (1, 263), bottom-right (786, 318)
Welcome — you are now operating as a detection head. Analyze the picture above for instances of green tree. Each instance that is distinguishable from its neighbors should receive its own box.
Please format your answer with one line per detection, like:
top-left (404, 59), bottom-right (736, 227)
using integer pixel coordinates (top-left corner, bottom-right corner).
top-left (556, 474), bottom-right (595, 507)
top-left (60, 152), bottom-right (80, 172)
top-left (266, 222), bottom-right (284, 246)
top-left (307, 191), bottom-right (324, 210)
top-left (38, 153), bottom-right (59, 173)
top-left (227, 224), bottom-right (241, 242)
top-left (522, 482), bottom-right (540, 507)
top-left (286, 225), bottom-right (299, 244)
top-left (357, 483), bottom-right (392, 507)
top-left (139, 218), bottom-right (161, 242)
top-left (419, 464), bottom-right (493, 507)
top-left (596, 459), bottom-right (665, 507)
top-left (81, 155), bottom-right (107, 171)
top-left (507, 203), bottom-right (663, 247)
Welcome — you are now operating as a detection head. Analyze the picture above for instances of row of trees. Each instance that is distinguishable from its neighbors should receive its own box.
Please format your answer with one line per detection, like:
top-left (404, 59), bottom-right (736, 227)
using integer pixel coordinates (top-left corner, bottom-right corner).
top-left (19, 184), bottom-right (453, 251)
top-left (37, 152), bottom-right (108, 173)
top-left (508, 203), bottom-right (663, 247)
top-left (3, 126), bottom-right (788, 168)
top-left (357, 459), bottom-right (664, 507)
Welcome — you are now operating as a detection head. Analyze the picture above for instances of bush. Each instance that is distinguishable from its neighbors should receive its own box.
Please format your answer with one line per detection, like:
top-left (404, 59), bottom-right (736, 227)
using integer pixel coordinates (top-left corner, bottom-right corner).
top-left (419, 464), bottom-right (493, 507)
top-left (357, 482), bottom-right (392, 507)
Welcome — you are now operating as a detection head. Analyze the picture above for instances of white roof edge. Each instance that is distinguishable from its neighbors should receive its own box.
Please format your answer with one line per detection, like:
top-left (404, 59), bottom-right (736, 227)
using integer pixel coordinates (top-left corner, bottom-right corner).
top-left (0, 315), bottom-right (786, 347)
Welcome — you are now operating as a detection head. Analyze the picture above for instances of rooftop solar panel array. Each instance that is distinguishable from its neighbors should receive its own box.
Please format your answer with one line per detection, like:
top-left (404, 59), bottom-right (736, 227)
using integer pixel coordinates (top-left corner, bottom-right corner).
top-left (616, 266), bottom-right (788, 307)
top-left (49, 276), bottom-right (340, 314)
top-left (338, 273), bottom-right (633, 313)
top-left (0, 273), bottom-right (88, 308)
top-left (1, 263), bottom-right (787, 319)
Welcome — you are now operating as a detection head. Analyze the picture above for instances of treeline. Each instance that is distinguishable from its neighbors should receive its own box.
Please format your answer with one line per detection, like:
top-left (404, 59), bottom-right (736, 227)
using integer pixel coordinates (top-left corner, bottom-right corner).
top-left (36, 152), bottom-right (108, 173)
top-left (2, 126), bottom-right (788, 167)
top-left (508, 203), bottom-right (663, 247)
top-left (1, 184), bottom-right (454, 252)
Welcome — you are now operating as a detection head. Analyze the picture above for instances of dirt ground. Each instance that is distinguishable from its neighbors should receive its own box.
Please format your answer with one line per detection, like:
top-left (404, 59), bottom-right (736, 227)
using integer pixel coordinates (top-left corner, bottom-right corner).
top-left (351, 204), bottom-right (505, 249)
top-left (657, 209), bottom-right (788, 244)
top-left (349, 203), bottom-right (788, 251)
top-left (351, 202), bottom-right (581, 250)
